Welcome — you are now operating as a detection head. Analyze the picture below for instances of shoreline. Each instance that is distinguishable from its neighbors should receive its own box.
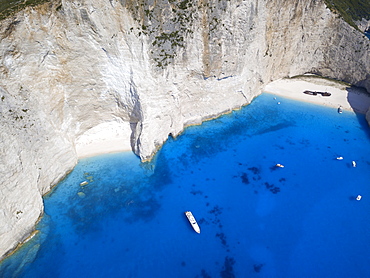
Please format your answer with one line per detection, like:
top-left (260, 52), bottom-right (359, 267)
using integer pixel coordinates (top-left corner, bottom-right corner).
top-left (263, 76), bottom-right (370, 114)
top-left (75, 121), bottom-right (133, 159)
top-left (75, 77), bottom-right (370, 159)
top-left (77, 137), bottom-right (133, 159)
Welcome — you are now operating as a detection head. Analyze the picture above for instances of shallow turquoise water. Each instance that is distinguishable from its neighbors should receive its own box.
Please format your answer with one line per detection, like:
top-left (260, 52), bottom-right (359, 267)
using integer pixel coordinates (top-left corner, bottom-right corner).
top-left (1, 93), bottom-right (370, 277)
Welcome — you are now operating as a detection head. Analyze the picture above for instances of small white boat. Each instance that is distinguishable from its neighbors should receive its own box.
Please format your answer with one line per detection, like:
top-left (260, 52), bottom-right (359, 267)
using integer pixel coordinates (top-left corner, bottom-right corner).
top-left (80, 181), bottom-right (88, 186)
top-left (275, 163), bottom-right (284, 168)
top-left (185, 211), bottom-right (200, 234)
top-left (338, 106), bottom-right (343, 114)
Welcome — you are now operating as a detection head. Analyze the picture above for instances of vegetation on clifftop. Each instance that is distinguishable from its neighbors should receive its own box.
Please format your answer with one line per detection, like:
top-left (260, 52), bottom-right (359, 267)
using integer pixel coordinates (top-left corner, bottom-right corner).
top-left (123, 0), bottom-right (232, 71)
top-left (0, 0), bottom-right (51, 20)
top-left (1, 0), bottom-right (369, 31)
top-left (122, 0), bottom-right (199, 69)
top-left (324, 0), bottom-right (370, 30)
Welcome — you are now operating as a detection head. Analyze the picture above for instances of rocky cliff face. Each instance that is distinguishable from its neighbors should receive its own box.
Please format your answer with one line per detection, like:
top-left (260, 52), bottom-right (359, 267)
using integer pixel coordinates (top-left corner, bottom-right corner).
top-left (0, 0), bottom-right (369, 260)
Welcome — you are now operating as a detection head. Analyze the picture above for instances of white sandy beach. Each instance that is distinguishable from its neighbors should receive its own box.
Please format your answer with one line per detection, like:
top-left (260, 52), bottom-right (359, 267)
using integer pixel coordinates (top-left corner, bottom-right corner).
top-left (76, 76), bottom-right (370, 159)
top-left (264, 76), bottom-right (370, 114)
top-left (75, 121), bottom-right (133, 158)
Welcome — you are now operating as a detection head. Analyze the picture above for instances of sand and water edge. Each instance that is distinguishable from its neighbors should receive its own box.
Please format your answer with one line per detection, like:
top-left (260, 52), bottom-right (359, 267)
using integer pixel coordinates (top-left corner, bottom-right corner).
top-left (76, 75), bottom-right (370, 159)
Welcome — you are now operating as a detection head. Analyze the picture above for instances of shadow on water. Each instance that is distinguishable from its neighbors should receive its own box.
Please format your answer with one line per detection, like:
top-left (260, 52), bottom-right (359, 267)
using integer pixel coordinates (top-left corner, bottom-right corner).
top-left (65, 181), bottom-right (162, 234)
top-left (57, 152), bottom-right (173, 235)
top-left (183, 103), bottom-right (295, 165)
top-left (346, 86), bottom-right (370, 140)
top-left (3, 93), bottom-right (370, 277)
top-left (0, 214), bottom-right (63, 278)
top-left (0, 151), bottom-right (174, 277)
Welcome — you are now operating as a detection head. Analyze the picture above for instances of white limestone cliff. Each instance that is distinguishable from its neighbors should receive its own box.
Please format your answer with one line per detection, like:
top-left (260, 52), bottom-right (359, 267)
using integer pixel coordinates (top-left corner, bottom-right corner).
top-left (356, 18), bottom-right (370, 33)
top-left (0, 0), bottom-right (369, 260)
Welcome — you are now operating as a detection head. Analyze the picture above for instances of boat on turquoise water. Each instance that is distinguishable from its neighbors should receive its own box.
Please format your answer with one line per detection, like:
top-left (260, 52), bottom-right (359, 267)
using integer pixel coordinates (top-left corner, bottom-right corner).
top-left (185, 211), bottom-right (200, 234)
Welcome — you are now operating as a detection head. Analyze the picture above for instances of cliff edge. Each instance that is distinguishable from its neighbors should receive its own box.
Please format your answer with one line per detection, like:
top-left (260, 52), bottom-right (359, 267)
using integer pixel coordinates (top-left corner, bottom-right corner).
top-left (0, 0), bottom-right (369, 260)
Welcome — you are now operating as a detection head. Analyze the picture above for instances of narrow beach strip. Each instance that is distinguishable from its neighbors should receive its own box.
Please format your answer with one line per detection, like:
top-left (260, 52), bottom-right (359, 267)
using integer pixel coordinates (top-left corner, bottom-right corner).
top-left (264, 76), bottom-right (370, 114)
top-left (76, 76), bottom-right (370, 159)
top-left (76, 121), bottom-right (132, 158)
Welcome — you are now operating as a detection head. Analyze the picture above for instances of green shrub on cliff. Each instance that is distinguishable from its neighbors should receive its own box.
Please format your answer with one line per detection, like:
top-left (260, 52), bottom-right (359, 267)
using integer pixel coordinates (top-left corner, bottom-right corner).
top-left (324, 0), bottom-right (370, 30)
top-left (0, 0), bottom-right (50, 21)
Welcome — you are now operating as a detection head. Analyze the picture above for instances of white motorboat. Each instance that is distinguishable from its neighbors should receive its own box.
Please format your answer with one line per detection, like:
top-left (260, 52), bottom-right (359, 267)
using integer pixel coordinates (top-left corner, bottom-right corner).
top-left (185, 211), bottom-right (200, 234)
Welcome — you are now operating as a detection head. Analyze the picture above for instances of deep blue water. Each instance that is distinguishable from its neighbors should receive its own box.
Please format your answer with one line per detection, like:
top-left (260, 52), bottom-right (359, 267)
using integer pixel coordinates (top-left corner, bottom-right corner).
top-left (365, 31), bottom-right (370, 39)
top-left (1, 93), bottom-right (370, 278)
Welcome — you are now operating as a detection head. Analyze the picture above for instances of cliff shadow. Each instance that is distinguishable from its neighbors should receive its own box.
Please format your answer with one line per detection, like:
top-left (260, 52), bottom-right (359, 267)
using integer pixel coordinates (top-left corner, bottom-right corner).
top-left (129, 122), bottom-right (138, 153)
top-left (346, 86), bottom-right (370, 140)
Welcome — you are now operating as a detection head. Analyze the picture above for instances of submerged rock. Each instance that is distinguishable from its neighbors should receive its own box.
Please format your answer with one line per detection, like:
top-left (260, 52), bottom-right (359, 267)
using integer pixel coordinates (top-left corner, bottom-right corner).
top-left (0, 0), bottom-right (369, 260)
top-left (77, 192), bottom-right (86, 198)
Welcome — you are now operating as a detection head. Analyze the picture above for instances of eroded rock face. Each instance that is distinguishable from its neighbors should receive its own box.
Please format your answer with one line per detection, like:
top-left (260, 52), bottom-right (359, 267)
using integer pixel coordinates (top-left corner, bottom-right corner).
top-left (356, 18), bottom-right (370, 33)
top-left (0, 0), bottom-right (369, 260)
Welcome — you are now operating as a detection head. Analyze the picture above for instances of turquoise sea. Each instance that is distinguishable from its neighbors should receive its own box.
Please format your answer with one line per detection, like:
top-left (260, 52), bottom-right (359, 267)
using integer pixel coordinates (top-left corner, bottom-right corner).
top-left (1, 93), bottom-right (370, 278)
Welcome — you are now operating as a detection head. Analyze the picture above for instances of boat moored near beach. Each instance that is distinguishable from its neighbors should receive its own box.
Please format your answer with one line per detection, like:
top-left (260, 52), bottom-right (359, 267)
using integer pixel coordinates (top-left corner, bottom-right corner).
top-left (303, 90), bottom-right (331, 97)
top-left (185, 211), bottom-right (201, 234)
top-left (303, 90), bottom-right (318, 96)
